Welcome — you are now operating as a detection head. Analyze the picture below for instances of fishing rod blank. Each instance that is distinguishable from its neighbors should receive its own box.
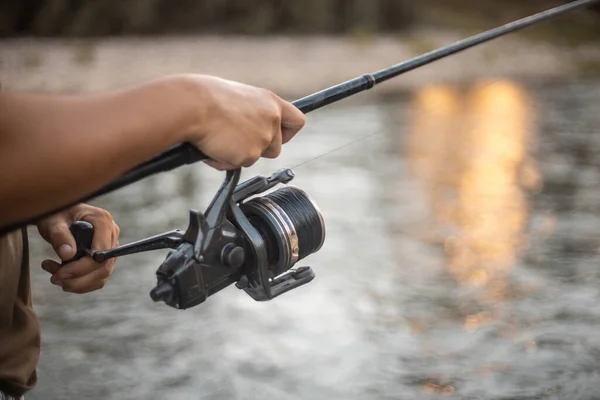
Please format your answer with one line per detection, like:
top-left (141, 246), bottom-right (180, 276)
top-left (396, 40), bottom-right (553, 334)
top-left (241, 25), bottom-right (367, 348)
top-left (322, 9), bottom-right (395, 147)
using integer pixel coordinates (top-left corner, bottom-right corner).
top-left (97, 0), bottom-right (600, 196)
top-left (1, 0), bottom-right (597, 236)
top-left (294, 0), bottom-right (600, 113)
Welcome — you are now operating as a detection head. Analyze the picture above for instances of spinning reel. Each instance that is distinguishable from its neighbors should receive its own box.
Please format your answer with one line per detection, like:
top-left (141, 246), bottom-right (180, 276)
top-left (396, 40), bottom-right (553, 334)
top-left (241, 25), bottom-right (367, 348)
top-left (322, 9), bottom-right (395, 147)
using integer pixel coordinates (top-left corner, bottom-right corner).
top-left (66, 168), bottom-right (326, 309)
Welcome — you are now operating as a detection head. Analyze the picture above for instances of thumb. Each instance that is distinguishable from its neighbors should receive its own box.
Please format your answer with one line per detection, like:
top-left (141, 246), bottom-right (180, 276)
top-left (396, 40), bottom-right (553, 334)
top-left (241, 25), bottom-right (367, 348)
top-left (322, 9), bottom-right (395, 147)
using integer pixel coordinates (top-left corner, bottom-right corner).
top-left (46, 221), bottom-right (77, 261)
top-left (279, 100), bottom-right (306, 144)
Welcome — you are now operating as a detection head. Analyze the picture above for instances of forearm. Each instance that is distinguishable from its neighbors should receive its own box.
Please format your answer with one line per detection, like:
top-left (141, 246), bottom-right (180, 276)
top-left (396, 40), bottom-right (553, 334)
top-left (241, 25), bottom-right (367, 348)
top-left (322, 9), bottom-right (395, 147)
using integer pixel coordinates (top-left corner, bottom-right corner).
top-left (0, 75), bottom-right (199, 229)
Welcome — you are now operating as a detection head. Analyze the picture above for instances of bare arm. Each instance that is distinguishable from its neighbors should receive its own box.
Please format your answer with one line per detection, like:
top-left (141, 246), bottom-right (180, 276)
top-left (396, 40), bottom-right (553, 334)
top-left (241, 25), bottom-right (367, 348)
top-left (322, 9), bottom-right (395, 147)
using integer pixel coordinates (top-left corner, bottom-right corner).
top-left (0, 74), bottom-right (306, 230)
top-left (0, 76), bottom-right (196, 229)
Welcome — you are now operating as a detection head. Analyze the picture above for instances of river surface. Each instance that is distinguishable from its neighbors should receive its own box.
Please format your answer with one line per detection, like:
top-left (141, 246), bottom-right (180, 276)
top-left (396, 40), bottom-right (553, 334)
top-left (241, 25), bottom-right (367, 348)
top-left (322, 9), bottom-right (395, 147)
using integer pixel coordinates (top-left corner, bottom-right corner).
top-left (26, 78), bottom-right (600, 400)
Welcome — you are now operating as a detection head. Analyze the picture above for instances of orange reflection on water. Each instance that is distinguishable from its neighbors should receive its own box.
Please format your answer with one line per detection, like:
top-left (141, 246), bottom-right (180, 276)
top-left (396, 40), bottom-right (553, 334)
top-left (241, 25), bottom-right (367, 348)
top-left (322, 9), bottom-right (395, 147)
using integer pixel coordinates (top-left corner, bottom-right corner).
top-left (407, 80), bottom-right (540, 329)
top-left (406, 84), bottom-right (463, 230)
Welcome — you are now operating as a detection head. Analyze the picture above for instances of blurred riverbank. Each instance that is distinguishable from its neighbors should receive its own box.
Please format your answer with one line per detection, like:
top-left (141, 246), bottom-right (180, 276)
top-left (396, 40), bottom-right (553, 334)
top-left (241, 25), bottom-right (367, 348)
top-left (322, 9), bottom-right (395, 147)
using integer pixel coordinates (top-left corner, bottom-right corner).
top-left (2, 0), bottom-right (599, 38)
top-left (1, 31), bottom-right (600, 99)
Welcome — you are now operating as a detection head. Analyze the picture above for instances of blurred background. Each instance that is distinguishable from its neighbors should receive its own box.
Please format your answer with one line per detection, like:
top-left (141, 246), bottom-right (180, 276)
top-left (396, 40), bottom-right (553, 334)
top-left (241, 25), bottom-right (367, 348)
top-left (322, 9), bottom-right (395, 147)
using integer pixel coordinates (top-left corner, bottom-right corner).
top-left (2, 1), bottom-right (600, 399)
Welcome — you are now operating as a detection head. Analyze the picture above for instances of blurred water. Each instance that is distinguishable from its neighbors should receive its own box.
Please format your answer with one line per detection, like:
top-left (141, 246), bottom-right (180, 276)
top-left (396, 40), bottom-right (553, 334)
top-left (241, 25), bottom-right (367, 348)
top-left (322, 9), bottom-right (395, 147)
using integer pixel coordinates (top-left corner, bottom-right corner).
top-left (25, 78), bottom-right (600, 400)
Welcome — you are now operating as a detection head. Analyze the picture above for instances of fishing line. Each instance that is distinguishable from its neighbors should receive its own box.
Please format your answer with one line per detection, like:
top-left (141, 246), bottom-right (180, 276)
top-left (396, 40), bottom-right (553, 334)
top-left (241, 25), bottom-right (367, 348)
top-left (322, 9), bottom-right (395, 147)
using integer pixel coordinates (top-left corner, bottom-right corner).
top-left (284, 76), bottom-right (533, 171)
top-left (287, 128), bottom-right (388, 170)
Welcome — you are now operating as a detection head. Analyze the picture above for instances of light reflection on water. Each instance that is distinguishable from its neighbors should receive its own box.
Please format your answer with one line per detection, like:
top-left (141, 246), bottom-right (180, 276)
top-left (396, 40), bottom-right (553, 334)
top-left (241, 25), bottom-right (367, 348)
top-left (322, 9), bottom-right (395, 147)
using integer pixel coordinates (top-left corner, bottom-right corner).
top-left (26, 79), bottom-right (600, 400)
top-left (407, 81), bottom-right (536, 325)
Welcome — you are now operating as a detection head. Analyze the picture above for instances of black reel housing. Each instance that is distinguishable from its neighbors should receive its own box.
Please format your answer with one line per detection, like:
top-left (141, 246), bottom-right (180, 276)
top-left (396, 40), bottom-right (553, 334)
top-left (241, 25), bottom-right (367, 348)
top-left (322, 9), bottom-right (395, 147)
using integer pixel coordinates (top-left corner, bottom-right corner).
top-left (151, 168), bottom-right (325, 309)
top-left (66, 168), bottom-right (325, 310)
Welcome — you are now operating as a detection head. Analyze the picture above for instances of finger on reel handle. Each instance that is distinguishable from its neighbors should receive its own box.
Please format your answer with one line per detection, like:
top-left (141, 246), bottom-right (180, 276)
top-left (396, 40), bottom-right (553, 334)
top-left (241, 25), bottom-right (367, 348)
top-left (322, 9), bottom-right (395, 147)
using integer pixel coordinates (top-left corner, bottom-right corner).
top-left (62, 220), bottom-right (95, 265)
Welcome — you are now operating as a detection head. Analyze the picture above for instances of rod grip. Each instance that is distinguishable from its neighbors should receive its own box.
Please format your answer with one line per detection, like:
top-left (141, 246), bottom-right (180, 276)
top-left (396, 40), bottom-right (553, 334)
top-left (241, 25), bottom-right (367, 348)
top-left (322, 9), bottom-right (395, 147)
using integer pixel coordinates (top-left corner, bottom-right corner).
top-left (62, 221), bottom-right (94, 265)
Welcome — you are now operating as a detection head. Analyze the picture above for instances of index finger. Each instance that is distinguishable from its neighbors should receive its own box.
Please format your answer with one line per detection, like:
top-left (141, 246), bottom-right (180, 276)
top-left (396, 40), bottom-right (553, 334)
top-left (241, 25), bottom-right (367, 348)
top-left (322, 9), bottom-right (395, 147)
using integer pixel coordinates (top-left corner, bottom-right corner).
top-left (279, 100), bottom-right (306, 144)
top-left (82, 213), bottom-right (114, 252)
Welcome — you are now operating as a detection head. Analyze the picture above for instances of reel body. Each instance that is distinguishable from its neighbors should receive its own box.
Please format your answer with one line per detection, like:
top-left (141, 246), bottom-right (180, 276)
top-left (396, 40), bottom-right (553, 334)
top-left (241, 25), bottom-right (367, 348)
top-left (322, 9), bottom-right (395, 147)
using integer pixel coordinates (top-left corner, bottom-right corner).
top-left (67, 168), bottom-right (325, 310)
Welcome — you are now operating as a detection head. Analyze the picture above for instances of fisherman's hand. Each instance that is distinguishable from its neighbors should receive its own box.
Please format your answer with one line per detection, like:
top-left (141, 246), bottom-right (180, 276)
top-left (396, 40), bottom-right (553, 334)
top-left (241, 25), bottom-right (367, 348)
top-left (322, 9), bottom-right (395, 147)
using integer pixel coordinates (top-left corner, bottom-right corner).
top-left (36, 204), bottom-right (120, 294)
top-left (180, 74), bottom-right (306, 170)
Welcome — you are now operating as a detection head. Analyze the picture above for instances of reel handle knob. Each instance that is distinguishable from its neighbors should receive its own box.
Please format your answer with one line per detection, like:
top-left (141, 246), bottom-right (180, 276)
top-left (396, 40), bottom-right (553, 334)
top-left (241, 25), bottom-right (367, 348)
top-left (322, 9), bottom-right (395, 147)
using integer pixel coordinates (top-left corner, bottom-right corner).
top-left (62, 221), bottom-right (94, 265)
top-left (150, 282), bottom-right (174, 303)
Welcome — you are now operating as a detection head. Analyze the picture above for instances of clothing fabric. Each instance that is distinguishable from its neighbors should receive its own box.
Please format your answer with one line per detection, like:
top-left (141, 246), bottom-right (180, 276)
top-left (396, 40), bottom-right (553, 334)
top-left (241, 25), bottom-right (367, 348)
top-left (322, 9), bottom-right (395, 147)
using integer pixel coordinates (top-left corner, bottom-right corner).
top-left (0, 229), bottom-right (40, 397)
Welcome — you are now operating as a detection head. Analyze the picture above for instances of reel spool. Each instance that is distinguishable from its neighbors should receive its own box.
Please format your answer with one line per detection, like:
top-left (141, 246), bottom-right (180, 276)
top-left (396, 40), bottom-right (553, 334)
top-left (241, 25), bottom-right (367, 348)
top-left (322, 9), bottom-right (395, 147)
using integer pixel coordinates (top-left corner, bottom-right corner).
top-left (242, 186), bottom-right (326, 278)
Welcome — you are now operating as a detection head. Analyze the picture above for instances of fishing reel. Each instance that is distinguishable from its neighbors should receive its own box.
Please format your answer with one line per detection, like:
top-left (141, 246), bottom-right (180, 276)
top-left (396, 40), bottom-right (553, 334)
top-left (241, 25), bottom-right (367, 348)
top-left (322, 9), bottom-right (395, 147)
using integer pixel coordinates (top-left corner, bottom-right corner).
top-left (66, 168), bottom-right (325, 309)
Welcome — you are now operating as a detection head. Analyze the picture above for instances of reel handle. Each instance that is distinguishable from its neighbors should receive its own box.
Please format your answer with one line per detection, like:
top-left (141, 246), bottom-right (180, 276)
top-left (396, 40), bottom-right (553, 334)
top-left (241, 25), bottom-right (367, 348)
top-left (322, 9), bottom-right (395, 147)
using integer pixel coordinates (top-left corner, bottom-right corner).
top-left (62, 221), bottom-right (94, 265)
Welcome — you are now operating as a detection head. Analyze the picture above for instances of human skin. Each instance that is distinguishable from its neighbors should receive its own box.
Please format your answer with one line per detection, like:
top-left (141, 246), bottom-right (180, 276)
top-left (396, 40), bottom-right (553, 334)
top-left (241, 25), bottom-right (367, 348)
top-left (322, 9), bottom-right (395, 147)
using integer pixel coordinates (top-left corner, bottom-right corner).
top-left (36, 203), bottom-right (120, 293)
top-left (0, 74), bottom-right (306, 230)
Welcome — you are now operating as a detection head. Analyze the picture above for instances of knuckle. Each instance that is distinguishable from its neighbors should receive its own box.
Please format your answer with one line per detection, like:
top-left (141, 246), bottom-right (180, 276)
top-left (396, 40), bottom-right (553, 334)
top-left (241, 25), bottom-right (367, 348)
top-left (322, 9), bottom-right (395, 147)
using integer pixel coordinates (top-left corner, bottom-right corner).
top-left (260, 134), bottom-right (272, 149)
top-left (270, 108), bottom-right (282, 124)
top-left (70, 204), bottom-right (87, 215)
top-left (85, 205), bottom-right (111, 220)
top-left (261, 88), bottom-right (277, 101)
top-left (259, 91), bottom-right (281, 116)
top-left (99, 208), bottom-right (113, 221)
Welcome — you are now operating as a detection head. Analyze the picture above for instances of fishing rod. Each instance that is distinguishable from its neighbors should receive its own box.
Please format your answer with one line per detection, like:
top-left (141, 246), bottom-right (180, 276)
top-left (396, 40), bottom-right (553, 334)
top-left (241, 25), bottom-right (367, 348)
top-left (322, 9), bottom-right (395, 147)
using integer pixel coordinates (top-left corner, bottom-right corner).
top-left (6, 0), bottom-right (599, 310)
